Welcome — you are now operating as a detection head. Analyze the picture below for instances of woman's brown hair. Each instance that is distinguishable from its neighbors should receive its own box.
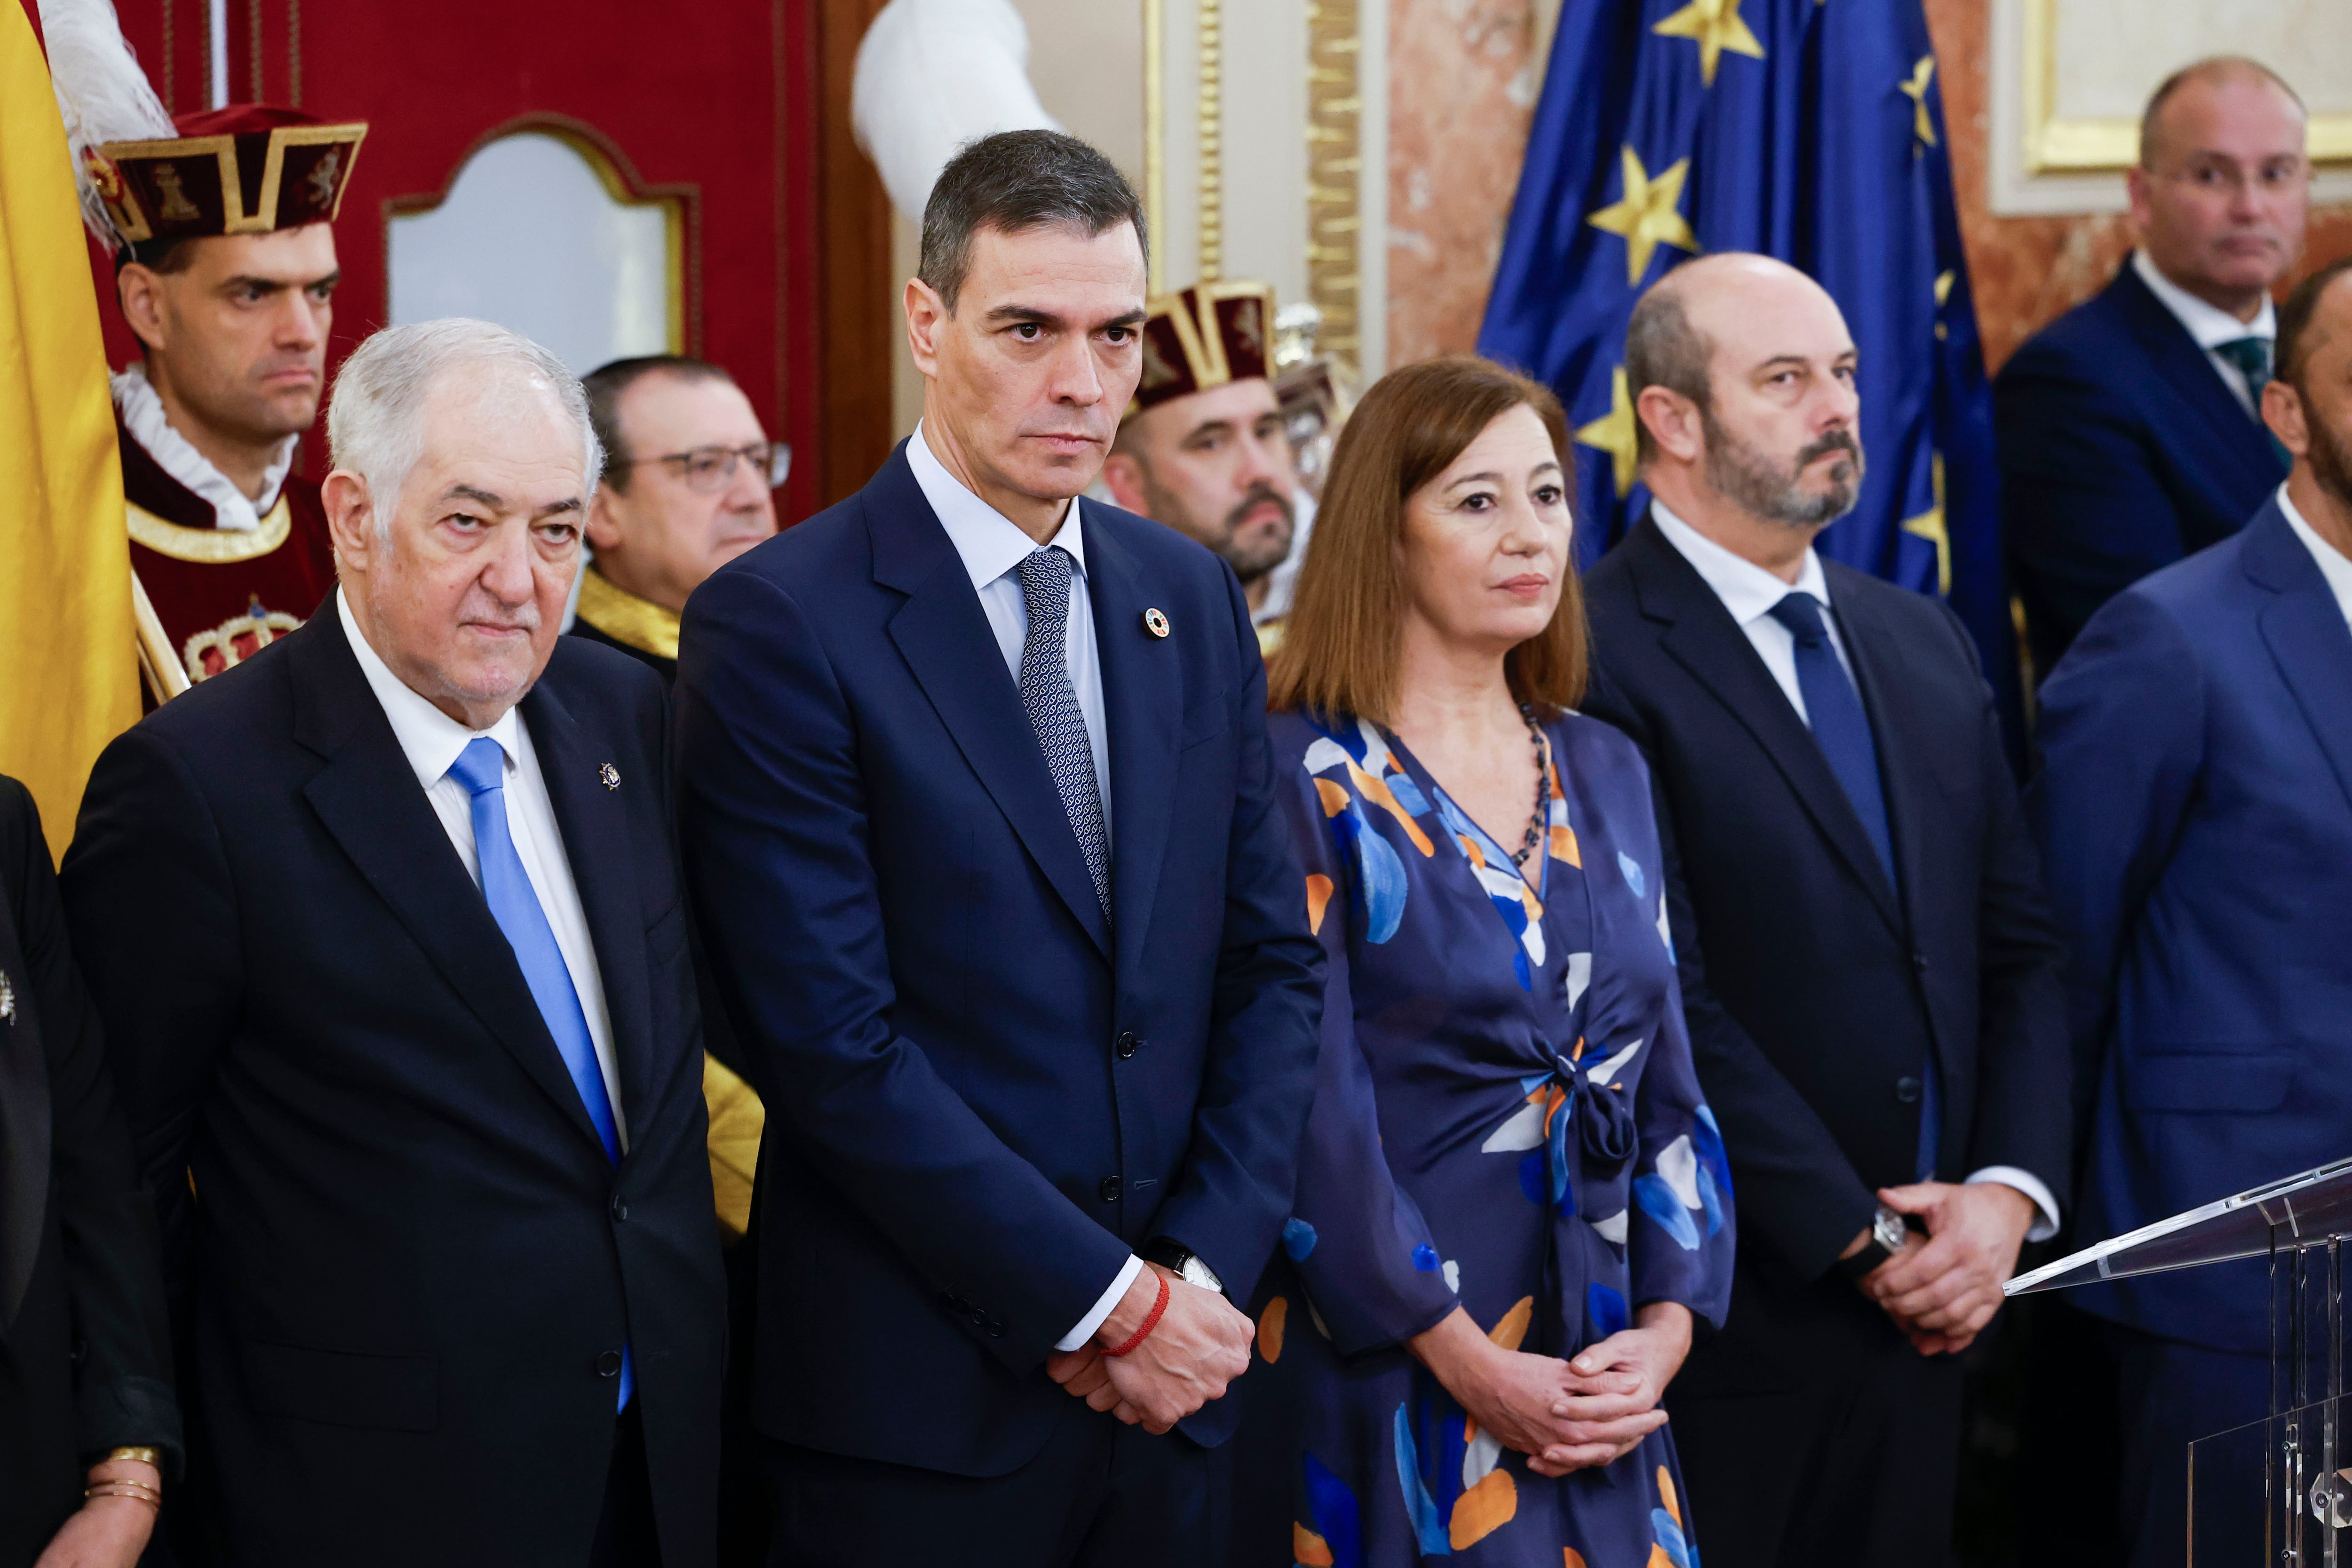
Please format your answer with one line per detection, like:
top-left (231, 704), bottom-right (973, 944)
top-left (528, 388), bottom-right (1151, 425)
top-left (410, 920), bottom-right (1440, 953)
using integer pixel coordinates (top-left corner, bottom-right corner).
top-left (1267, 355), bottom-right (1587, 724)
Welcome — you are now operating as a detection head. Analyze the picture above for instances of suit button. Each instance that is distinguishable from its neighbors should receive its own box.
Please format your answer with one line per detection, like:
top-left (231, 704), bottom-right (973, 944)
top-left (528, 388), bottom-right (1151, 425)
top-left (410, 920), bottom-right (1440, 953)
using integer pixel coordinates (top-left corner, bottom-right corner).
top-left (1115, 1031), bottom-right (1139, 1059)
top-left (1098, 1176), bottom-right (1122, 1203)
top-left (596, 1351), bottom-right (624, 1378)
top-left (987, 1322), bottom-right (1005, 1339)
top-left (610, 1193), bottom-right (628, 1222)
top-left (1895, 1075), bottom-right (1922, 1105)
top-left (1911, 952), bottom-right (1929, 974)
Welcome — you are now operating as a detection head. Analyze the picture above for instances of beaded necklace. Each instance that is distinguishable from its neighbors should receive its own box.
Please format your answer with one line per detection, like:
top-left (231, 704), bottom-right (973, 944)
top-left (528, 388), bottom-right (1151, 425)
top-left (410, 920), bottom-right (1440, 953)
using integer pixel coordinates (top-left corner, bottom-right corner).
top-left (1510, 704), bottom-right (1551, 868)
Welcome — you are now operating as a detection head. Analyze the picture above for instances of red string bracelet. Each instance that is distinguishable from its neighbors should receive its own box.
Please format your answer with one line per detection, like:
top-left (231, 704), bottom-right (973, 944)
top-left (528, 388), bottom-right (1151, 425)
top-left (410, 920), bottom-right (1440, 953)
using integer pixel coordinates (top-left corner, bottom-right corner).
top-left (1103, 1269), bottom-right (1171, 1357)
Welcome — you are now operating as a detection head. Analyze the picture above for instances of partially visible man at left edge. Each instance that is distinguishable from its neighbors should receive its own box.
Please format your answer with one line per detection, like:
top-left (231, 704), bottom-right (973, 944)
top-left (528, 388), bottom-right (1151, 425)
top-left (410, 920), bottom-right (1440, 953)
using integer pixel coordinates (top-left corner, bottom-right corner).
top-left (62, 319), bottom-right (724, 1567)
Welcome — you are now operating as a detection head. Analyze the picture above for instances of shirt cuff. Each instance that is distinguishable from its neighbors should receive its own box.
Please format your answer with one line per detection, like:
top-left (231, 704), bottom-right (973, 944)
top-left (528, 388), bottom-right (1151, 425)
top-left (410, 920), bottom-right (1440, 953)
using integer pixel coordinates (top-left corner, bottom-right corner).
top-left (1966, 1166), bottom-right (2060, 1243)
top-left (1055, 1254), bottom-right (1144, 1353)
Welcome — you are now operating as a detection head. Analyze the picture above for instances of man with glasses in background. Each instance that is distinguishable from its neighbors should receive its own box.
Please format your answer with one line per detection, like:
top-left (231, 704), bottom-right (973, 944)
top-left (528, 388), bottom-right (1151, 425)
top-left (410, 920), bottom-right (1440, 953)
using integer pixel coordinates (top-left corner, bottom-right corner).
top-left (572, 353), bottom-right (783, 1562)
top-left (1997, 56), bottom-right (2309, 678)
top-left (573, 356), bottom-right (787, 683)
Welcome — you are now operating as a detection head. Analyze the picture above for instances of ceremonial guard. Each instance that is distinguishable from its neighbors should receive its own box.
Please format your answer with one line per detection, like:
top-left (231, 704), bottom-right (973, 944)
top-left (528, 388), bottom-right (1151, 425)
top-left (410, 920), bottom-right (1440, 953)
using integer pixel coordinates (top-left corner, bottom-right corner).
top-left (1102, 279), bottom-right (1314, 652)
top-left (78, 97), bottom-right (362, 703)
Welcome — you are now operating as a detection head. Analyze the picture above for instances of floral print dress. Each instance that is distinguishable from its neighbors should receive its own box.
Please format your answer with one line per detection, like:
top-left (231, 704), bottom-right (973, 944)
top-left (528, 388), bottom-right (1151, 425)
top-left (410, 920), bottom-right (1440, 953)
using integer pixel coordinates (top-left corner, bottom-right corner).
top-left (1234, 708), bottom-right (1736, 1568)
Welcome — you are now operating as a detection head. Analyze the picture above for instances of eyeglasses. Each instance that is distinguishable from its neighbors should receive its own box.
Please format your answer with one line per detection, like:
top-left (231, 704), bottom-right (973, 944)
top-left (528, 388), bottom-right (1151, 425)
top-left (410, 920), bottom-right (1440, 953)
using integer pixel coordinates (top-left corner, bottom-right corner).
top-left (612, 441), bottom-right (791, 493)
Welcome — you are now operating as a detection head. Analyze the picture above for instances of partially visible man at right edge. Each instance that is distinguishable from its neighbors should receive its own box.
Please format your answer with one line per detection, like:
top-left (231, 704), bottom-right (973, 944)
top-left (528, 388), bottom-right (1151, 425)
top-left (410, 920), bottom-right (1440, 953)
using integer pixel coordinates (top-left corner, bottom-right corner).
top-left (2029, 258), bottom-right (2352, 1568)
top-left (1997, 57), bottom-right (2306, 677)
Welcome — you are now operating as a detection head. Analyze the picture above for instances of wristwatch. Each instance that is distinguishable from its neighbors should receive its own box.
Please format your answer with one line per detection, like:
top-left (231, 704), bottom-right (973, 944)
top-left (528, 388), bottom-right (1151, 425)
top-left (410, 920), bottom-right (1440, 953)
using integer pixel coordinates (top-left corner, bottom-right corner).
top-left (1834, 1203), bottom-right (1912, 1283)
top-left (1142, 1239), bottom-right (1224, 1296)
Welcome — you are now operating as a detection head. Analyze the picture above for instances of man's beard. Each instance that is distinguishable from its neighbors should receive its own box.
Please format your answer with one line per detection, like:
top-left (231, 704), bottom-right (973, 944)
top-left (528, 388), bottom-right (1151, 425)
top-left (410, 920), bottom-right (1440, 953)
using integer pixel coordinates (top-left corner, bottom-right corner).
top-left (2304, 394), bottom-right (2352, 514)
top-left (1144, 475), bottom-right (1295, 584)
top-left (1701, 407), bottom-right (1865, 528)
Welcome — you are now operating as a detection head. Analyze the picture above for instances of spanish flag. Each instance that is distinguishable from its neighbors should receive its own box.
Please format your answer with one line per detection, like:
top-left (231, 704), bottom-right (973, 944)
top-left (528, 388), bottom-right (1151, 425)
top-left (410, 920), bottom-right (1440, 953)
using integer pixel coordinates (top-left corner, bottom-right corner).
top-left (0, 0), bottom-right (139, 860)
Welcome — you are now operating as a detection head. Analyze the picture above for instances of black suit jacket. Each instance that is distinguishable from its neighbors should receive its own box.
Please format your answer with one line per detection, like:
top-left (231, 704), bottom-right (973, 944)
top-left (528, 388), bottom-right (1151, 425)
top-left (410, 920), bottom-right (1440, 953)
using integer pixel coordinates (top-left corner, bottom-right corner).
top-left (60, 612), bottom-right (725, 1566)
top-left (0, 778), bottom-right (178, 1566)
top-left (1582, 517), bottom-right (2069, 1392)
top-left (676, 446), bottom-right (1322, 1476)
top-left (1995, 261), bottom-right (2285, 677)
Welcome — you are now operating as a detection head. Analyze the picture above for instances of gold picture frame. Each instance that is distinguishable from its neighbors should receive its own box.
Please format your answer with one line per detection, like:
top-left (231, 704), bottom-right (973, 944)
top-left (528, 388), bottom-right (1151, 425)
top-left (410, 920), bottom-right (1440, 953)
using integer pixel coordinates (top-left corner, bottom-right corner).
top-left (2021, 0), bottom-right (2352, 173)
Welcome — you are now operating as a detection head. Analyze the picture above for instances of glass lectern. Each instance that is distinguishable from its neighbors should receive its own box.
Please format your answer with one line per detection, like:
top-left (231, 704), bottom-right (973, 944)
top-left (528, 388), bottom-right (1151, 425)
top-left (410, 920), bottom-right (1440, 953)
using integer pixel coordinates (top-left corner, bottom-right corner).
top-left (2007, 1156), bottom-right (2352, 1566)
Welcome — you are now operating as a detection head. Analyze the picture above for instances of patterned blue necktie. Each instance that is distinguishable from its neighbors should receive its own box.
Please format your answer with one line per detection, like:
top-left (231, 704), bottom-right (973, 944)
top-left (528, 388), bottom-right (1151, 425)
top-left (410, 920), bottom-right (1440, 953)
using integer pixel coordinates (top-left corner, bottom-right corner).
top-left (1764, 594), bottom-right (1937, 1180)
top-left (445, 736), bottom-right (632, 1408)
top-left (1014, 547), bottom-right (1112, 920)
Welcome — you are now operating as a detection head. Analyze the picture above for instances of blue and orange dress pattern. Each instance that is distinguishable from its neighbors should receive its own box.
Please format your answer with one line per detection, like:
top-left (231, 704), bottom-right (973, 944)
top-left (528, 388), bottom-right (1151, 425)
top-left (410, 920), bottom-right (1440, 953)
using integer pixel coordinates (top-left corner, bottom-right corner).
top-left (1235, 708), bottom-right (1735, 1568)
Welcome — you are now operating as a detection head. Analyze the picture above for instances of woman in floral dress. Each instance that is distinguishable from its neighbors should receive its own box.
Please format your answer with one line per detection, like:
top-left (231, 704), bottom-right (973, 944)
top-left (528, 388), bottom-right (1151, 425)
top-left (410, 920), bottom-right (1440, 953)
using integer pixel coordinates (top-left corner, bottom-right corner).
top-left (1237, 358), bottom-right (1735, 1568)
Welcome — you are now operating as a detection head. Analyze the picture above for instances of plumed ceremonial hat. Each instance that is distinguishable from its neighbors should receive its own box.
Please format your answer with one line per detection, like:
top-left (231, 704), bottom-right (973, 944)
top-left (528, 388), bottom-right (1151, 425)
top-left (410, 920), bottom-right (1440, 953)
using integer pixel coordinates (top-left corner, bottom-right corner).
top-left (1130, 280), bottom-right (1278, 417)
top-left (88, 104), bottom-right (366, 260)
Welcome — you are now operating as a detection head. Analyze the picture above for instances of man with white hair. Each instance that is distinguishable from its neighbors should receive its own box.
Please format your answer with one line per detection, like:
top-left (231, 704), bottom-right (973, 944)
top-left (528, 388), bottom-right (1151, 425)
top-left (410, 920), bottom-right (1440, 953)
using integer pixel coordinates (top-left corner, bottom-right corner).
top-left (61, 319), bottom-right (726, 1568)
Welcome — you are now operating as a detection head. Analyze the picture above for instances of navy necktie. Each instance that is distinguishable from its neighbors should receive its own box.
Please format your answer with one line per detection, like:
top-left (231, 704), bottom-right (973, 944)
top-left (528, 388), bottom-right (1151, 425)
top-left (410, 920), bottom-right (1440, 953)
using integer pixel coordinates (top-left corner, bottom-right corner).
top-left (1014, 547), bottom-right (1112, 920)
top-left (1765, 594), bottom-right (1938, 1180)
top-left (1767, 593), bottom-right (1896, 890)
top-left (445, 737), bottom-right (632, 1408)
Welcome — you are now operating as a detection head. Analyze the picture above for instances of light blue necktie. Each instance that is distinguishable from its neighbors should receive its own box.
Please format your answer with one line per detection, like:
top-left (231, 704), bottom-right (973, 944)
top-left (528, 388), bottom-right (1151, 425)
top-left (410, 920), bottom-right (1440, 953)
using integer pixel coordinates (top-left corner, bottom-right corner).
top-left (1014, 547), bottom-right (1112, 919)
top-left (445, 736), bottom-right (631, 1409)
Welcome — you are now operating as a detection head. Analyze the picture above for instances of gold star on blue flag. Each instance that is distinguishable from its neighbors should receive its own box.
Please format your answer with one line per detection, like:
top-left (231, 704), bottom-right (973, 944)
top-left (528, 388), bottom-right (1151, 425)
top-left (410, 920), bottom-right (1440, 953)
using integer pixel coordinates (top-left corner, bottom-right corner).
top-left (1652, 0), bottom-right (1766, 88)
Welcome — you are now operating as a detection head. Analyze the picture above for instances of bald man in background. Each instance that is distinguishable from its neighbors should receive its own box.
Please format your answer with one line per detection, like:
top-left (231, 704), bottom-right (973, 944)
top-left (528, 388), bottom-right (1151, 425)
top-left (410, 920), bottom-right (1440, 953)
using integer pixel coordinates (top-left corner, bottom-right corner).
top-left (1998, 57), bottom-right (2309, 677)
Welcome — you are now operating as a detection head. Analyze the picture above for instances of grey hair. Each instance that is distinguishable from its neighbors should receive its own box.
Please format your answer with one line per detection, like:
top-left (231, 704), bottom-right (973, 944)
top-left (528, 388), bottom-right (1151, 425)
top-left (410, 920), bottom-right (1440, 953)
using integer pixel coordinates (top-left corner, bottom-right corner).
top-left (327, 318), bottom-right (604, 539)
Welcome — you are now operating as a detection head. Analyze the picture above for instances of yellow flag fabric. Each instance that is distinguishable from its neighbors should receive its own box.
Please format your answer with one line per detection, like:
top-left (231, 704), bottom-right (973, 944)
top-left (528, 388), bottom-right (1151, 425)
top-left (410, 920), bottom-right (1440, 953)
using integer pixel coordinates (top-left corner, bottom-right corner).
top-left (0, 0), bottom-right (140, 861)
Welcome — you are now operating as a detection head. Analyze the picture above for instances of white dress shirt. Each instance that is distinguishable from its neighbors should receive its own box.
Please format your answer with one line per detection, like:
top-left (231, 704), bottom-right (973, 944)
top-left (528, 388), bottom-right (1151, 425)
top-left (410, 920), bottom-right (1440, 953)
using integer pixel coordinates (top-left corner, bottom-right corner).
top-left (2278, 485), bottom-right (2352, 633)
top-left (335, 589), bottom-right (627, 1149)
top-left (2132, 249), bottom-right (2277, 417)
top-left (904, 425), bottom-right (1143, 1349)
top-left (1649, 505), bottom-right (2059, 1240)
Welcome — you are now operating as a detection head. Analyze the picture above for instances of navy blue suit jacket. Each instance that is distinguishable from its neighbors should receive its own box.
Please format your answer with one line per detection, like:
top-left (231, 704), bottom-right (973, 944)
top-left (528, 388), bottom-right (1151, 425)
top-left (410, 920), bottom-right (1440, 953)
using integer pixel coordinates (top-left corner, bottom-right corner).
top-left (1995, 262), bottom-right (2285, 677)
top-left (2027, 495), bottom-right (2352, 1353)
top-left (59, 613), bottom-right (725, 1567)
top-left (1583, 518), bottom-right (2070, 1392)
top-left (674, 446), bottom-right (1322, 1475)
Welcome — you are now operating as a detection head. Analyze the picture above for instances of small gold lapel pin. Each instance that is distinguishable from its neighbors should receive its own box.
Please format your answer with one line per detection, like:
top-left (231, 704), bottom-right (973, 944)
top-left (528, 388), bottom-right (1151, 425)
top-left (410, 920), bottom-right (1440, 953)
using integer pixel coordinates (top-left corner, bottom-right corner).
top-left (599, 763), bottom-right (621, 791)
top-left (0, 972), bottom-right (15, 1024)
top-left (1143, 607), bottom-right (1170, 639)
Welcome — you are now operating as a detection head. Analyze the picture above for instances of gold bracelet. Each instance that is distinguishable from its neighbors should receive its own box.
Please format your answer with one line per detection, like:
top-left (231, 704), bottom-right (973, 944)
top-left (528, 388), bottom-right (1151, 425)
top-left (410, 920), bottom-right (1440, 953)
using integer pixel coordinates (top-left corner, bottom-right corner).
top-left (84, 1483), bottom-right (160, 1509)
top-left (103, 1445), bottom-right (162, 1469)
top-left (88, 1476), bottom-right (159, 1495)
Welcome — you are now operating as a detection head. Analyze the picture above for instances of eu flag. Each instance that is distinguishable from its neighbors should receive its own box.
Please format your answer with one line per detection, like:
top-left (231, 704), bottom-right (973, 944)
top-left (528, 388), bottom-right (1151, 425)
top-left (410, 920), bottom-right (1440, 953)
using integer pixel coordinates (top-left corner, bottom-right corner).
top-left (1479, 0), bottom-right (2018, 739)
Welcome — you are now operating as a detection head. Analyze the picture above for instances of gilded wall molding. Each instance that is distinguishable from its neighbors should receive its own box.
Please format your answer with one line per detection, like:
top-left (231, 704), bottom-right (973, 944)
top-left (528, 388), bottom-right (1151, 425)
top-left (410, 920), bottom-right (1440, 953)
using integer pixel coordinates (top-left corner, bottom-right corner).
top-left (1305, 0), bottom-right (1362, 376)
top-left (1144, 0), bottom-right (1166, 292)
top-left (1197, 0), bottom-right (1223, 281)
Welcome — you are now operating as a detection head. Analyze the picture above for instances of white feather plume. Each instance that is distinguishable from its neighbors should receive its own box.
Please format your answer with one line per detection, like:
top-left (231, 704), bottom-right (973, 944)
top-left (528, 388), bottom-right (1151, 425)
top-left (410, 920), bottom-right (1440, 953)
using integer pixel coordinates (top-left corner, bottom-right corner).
top-left (35, 0), bottom-right (175, 246)
top-left (852, 0), bottom-right (1061, 224)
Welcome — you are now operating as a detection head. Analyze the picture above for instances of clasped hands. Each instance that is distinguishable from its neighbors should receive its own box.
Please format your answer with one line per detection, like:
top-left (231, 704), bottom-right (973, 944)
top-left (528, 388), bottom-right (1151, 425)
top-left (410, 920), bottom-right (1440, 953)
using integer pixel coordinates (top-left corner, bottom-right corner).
top-left (1047, 1262), bottom-right (1255, 1434)
top-left (1851, 1180), bottom-right (2035, 1357)
top-left (1408, 1300), bottom-right (1693, 1479)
